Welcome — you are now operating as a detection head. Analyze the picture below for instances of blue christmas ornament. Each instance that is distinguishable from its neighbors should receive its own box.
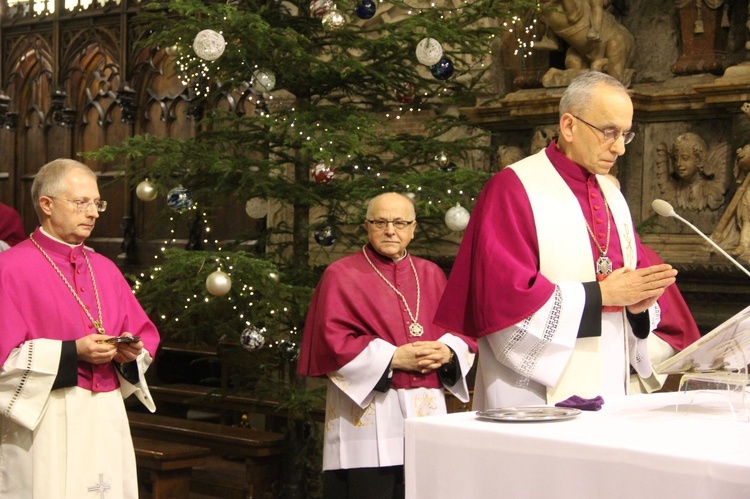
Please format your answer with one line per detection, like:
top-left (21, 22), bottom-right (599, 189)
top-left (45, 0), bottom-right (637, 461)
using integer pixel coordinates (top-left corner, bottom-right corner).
top-left (166, 185), bottom-right (193, 212)
top-left (354, 0), bottom-right (376, 19)
top-left (314, 226), bottom-right (337, 247)
top-left (430, 56), bottom-right (454, 80)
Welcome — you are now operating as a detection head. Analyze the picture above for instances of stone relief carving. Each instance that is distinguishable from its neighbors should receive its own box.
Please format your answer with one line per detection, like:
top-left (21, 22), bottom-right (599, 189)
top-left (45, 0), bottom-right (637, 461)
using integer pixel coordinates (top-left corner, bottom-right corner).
top-left (494, 126), bottom-right (560, 170)
top-left (711, 143), bottom-right (750, 260)
top-left (537, 0), bottom-right (635, 87)
top-left (655, 132), bottom-right (729, 212)
top-left (496, 145), bottom-right (525, 169)
top-left (530, 126), bottom-right (559, 154)
top-left (711, 103), bottom-right (750, 261)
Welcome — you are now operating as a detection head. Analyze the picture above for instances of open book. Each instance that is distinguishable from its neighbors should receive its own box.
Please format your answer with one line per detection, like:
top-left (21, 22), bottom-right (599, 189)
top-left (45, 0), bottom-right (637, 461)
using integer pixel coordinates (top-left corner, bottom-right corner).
top-left (656, 305), bottom-right (750, 375)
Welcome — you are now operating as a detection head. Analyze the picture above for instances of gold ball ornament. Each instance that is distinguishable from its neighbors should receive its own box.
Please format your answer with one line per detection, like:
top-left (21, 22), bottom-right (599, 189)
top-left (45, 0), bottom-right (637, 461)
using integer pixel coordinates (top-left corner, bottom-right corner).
top-left (435, 151), bottom-right (450, 168)
top-left (206, 270), bottom-right (232, 296)
top-left (245, 198), bottom-right (268, 219)
top-left (322, 8), bottom-right (347, 31)
top-left (135, 179), bottom-right (158, 202)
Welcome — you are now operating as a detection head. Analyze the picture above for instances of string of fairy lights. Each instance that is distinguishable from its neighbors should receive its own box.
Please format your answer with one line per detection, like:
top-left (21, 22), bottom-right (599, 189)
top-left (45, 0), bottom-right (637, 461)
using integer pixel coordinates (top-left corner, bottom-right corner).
top-left (133, 0), bottom-right (537, 355)
top-left (131, 203), bottom-right (297, 355)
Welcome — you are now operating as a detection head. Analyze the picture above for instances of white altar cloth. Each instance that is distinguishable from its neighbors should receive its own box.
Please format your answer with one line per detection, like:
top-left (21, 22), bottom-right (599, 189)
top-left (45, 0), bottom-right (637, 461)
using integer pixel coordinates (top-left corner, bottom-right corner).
top-left (405, 392), bottom-right (750, 499)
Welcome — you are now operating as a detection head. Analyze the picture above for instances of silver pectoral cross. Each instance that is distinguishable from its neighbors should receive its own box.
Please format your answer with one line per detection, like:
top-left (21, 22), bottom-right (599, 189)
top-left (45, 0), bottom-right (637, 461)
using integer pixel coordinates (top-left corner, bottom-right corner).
top-left (596, 255), bottom-right (613, 275)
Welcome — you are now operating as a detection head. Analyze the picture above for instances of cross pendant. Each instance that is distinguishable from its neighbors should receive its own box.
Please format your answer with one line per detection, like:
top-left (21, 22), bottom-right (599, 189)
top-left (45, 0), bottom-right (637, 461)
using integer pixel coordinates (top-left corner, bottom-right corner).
top-left (596, 255), bottom-right (613, 275)
top-left (93, 320), bottom-right (105, 335)
top-left (409, 322), bottom-right (424, 337)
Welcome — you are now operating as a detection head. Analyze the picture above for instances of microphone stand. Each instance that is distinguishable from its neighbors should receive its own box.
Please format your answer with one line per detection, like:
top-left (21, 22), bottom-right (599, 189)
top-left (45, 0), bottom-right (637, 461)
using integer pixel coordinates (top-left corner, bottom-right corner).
top-left (655, 202), bottom-right (750, 279)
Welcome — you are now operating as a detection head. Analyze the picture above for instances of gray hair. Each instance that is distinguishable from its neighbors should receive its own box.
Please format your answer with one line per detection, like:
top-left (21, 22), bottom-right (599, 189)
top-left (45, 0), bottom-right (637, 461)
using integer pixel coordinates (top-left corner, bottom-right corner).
top-left (559, 71), bottom-right (628, 119)
top-left (31, 159), bottom-right (97, 221)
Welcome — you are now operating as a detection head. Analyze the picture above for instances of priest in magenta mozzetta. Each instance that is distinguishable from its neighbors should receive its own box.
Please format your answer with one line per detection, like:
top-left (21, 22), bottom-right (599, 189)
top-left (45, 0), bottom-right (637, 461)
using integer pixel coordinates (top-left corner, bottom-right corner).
top-left (0, 159), bottom-right (160, 498)
top-left (435, 71), bottom-right (681, 410)
top-left (298, 192), bottom-right (476, 499)
top-left (0, 199), bottom-right (25, 251)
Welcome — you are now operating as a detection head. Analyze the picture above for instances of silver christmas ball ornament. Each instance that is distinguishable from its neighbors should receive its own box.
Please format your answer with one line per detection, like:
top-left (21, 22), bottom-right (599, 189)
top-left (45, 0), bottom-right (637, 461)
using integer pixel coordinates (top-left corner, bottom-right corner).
top-left (206, 270), bottom-right (232, 296)
top-left (135, 179), bottom-right (158, 202)
top-left (252, 69), bottom-right (276, 93)
top-left (445, 203), bottom-right (470, 231)
top-left (277, 339), bottom-right (299, 362)
top-left (166, 185), bottom-right (193, 212)
top-left (192, 29), bottom-right (226, 61)
top-left (240, 325), bottom-right (266, 351)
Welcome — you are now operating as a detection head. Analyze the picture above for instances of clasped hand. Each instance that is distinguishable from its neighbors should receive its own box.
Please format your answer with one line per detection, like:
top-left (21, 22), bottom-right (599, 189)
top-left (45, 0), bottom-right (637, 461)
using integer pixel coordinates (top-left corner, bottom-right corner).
top-left (76, 333), bottom-right (143, 364)
top-left (390, 341), bottom-right (451, 374)
top-left (599, 263), bottom-right (677, 314)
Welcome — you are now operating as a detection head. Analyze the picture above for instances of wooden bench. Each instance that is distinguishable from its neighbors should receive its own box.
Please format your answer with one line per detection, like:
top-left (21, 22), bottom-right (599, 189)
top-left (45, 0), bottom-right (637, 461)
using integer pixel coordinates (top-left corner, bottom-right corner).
top-left (148, 383), bottom-right (325, 431)
top-left (128, 411), bottom-right (285, 498)
top-left (133, 437), bottom-right (210, 499)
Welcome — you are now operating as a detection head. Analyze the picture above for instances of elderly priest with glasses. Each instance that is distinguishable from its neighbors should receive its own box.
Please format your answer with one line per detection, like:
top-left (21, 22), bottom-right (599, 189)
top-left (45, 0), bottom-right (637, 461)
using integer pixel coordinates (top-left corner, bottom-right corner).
top-left (436, 71), bottom-right (679, 411)
top-left (298, 192), bottom-right (476, 499)
top-left (0, 159), bottom-right (160, 498)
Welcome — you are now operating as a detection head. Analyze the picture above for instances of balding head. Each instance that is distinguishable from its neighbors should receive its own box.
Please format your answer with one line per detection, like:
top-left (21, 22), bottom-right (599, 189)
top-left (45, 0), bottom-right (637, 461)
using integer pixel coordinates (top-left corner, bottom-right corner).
top-left (364, 192), bottom-right (417, 259)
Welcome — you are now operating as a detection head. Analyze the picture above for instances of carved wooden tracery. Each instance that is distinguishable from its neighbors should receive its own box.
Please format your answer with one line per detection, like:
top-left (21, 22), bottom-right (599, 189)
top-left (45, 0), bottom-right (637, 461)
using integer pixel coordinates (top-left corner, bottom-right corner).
top-left (0, 2), bottom-right (195, 264)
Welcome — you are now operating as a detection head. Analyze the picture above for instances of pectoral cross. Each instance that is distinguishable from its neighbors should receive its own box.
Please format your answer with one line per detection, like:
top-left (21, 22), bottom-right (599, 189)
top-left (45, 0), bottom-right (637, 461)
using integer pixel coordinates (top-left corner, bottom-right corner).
top-left (93, 320), bottom-right (105, 335)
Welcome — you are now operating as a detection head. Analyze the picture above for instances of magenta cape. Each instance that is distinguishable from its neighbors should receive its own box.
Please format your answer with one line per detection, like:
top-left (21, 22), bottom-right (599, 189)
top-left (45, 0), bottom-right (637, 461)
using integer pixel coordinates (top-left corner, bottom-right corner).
top-left (641, 245), bottom-right (701, 351)
top-left (0, 202), bottom-right (25, 246)
top-left (435, 142), bottom-right (652, 338)
top-left (0, 228), bottom-right (160, 391)
top-left (297, 245), bottom-right (476, 390)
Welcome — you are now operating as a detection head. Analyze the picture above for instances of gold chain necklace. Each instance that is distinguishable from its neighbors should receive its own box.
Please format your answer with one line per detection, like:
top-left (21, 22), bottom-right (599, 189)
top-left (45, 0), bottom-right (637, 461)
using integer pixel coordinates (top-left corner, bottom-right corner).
top-left (583, 196), bottom-right (612, 276)
top-left (30, 233), bottom-right (105, 335)
top-left (361, 245), bottom-right (424, 337)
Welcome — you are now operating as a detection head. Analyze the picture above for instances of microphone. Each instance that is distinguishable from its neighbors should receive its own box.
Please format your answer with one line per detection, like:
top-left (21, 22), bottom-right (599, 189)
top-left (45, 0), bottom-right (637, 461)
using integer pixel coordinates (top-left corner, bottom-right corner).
top-left (651, 199), bottom-right (750, 279)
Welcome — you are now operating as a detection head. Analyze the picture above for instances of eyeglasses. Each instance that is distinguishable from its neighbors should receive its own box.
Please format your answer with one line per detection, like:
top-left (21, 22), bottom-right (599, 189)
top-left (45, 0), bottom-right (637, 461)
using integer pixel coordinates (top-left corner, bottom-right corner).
top-left (366, 219), bottom-right (415, 231)
top-left (49, 196), bottom-right (107, 213)
top-left (573, 115), bottom-right (635, 145)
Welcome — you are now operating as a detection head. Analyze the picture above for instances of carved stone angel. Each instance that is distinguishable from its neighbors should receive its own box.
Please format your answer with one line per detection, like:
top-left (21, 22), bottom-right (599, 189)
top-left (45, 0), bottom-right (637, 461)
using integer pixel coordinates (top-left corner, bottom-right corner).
top-left (655, 132), bottom-right (729, 212)
top-left (711, 144), bottom-right (750, 261)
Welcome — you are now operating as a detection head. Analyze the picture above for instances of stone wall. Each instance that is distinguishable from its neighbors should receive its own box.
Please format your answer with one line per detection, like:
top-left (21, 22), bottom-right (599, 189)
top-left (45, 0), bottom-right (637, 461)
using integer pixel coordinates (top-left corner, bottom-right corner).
top-left (468, 0), bottom-right (750, 331)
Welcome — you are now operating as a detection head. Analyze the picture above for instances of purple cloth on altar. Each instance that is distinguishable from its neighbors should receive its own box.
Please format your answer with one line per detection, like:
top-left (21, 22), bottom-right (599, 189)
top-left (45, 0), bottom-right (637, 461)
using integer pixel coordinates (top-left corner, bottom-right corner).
top-left (0, 227), bottom-right (160, 392)
top-left (0, 201), bottom-right (25, 247)
top-left (297, 244), bottom-right (476, 390)
top-left (555, 394), bottom-right (604, 411)
top-left (435, 142), bottom-right (653, 338)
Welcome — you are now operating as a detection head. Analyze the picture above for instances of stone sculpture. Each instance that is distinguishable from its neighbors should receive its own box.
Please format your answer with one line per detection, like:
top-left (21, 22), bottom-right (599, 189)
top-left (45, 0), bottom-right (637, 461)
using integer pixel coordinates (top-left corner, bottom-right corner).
top-left (655, 132), bottom-right (729, 212)
top-left (538, 0), bottom-right (635, 86)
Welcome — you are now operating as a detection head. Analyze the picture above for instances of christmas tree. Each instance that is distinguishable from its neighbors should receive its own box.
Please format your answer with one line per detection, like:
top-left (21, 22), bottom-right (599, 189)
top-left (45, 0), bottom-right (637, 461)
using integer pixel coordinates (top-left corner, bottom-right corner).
top-left (88, 0), bottom-right (536, 495)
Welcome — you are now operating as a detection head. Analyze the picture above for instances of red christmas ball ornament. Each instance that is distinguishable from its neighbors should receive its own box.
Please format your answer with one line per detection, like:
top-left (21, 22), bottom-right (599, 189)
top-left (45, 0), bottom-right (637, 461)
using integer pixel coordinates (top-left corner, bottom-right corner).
top-left (394, 83), bottom-right (415, 104)
top-left (311, 161), bottom-right (335, 184)
top-left (310, 0), bottom-right (333, 18)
